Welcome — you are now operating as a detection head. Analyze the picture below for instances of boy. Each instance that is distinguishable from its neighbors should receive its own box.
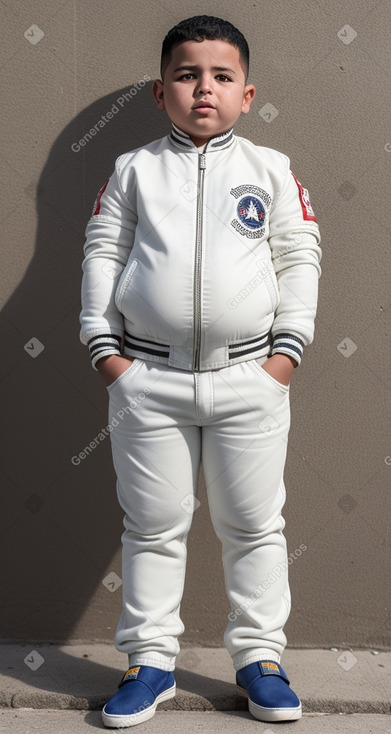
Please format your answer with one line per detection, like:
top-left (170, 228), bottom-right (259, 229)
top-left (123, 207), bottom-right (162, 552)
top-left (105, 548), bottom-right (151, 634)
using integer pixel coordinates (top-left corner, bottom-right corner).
top-left (79, 15), bottom-right (321, 728)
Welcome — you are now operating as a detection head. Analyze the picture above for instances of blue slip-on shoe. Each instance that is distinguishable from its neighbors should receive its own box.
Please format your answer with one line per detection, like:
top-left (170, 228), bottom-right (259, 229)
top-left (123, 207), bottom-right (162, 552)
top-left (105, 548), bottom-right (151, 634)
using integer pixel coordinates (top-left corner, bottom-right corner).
top-left (101, 665), bottom-right (176, 728)
top-left (236, 660), bottom-right (302, 722)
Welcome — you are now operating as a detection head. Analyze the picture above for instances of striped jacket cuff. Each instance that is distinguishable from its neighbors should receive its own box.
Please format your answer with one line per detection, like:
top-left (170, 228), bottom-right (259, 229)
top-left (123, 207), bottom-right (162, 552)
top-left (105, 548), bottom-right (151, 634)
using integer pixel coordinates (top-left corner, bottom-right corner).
top-left (87, 334), bottom-right (122, 370)
top-left (271, 332), bottom-right (304, 365)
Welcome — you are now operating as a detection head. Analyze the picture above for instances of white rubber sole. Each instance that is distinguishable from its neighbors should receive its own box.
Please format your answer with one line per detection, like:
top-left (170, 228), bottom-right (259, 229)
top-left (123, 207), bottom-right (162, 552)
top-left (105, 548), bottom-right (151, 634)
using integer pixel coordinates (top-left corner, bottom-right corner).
top-left (237, 684), bottom-right (302, 722)
top-left (101, 684), bottom-right (176, 728)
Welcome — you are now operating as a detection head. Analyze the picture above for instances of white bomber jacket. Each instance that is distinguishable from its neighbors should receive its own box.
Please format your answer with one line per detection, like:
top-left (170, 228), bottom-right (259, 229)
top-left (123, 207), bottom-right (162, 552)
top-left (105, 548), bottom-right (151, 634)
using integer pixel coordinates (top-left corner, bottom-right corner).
top-left (80, 123), bottom-right (322, 371)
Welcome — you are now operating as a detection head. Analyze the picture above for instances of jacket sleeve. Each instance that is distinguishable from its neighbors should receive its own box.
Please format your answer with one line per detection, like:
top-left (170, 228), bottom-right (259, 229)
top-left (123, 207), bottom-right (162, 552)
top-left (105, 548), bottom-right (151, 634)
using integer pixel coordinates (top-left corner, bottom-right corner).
top-left (268, 162), bottom-right (322, 365)
top-left (79, 156), bottom-right (137, 369)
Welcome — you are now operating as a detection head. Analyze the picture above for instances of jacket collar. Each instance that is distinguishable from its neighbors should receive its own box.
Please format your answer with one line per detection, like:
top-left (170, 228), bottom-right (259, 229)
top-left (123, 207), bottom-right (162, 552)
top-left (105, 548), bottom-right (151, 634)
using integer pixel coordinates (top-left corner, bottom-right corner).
top-left (169, 123), bottom-right (235, 152)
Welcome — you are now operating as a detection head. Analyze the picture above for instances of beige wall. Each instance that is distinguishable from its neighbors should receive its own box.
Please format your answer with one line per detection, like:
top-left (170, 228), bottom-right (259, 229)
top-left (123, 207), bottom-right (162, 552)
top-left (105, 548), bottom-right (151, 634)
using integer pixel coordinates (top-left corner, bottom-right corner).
top-left (1, 0), bottom-right (390, 653)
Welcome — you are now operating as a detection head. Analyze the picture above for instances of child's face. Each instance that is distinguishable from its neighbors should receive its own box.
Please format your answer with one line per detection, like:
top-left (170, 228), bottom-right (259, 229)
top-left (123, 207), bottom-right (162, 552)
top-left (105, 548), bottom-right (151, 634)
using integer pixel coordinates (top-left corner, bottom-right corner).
top-left (153, 39), bottom-right (255, 147)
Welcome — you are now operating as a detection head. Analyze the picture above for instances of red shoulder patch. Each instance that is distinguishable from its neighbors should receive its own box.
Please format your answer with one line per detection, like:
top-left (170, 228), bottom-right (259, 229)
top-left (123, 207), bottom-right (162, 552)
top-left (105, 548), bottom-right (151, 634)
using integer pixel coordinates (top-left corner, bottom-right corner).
top-left (92, 179), bottom-right (109, 215)
top-left (291, 173), bottom-right (317, 221)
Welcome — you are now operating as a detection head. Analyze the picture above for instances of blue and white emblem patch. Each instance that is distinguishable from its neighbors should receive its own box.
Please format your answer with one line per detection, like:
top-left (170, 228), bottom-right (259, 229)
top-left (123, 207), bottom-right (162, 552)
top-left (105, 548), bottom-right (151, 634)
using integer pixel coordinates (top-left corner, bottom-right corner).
top-left (237, 196), bottom-right (266, 231)
top-left (230, 184), bottom-right (271, 239)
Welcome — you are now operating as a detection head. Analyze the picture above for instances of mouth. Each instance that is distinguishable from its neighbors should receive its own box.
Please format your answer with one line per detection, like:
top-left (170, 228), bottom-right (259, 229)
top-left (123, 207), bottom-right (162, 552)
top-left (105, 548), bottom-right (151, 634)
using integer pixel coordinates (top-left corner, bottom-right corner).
top-left (192, 101), bottom-right (215, 111)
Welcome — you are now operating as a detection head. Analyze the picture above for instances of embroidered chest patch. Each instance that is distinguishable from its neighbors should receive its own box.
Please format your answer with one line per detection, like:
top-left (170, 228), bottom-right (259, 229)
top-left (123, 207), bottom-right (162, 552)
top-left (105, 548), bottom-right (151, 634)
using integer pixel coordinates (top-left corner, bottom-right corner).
top-left (230, 184), bottom-right (271, 239)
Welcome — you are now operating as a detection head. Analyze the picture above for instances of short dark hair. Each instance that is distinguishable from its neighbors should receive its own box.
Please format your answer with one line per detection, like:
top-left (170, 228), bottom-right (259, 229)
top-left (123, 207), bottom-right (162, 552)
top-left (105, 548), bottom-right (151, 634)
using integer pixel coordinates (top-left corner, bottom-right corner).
top-left (160, 16), bottom-right (249, 80)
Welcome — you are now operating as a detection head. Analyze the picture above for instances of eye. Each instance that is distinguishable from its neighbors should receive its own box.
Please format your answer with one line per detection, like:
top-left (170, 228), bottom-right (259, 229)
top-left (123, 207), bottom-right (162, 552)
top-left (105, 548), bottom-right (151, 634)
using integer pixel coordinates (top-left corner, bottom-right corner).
top-left (177, 73), bottom-right (196, 81)
top-left (216, 74), bottom-right (231, 82)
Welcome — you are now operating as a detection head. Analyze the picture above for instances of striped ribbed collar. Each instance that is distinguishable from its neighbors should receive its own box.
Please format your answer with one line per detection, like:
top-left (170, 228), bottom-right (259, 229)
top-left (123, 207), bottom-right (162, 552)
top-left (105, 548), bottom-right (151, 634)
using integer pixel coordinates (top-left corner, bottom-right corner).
top-left (169, 123), bottom-right (235, 152)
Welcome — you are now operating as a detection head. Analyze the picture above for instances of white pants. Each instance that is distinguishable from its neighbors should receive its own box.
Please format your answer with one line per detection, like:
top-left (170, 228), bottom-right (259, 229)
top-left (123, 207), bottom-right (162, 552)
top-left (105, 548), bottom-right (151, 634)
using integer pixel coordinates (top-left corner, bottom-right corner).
top-left (107, 356), bottom-right (291, 673)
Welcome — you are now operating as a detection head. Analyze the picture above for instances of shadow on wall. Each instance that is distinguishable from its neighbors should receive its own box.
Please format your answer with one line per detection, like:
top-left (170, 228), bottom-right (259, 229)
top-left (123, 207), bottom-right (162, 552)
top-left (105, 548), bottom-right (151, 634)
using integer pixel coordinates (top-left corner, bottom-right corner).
top-left (0, 81), bottom-right (170, 648)
top-left (1, 76), bottom-right (230, 703)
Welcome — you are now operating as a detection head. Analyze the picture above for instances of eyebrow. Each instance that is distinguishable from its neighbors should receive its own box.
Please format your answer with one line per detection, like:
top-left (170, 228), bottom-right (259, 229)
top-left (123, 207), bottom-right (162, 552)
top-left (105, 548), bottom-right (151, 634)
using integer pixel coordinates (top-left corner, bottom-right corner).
top-left (173, 65), bottom-right (237, 75)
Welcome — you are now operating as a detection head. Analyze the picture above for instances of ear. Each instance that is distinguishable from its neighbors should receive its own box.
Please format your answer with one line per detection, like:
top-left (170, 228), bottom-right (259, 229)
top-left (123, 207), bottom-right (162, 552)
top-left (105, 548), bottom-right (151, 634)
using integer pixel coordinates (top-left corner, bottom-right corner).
top-left (241, 83), bottom-right (256, 114)
top-left (152, 79), bottom-right (165, 110)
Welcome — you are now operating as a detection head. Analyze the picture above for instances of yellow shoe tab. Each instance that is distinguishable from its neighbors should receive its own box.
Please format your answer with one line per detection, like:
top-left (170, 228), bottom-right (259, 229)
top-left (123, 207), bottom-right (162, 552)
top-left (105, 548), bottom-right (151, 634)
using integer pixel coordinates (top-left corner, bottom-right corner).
top-left (260, 661), bottom-right (280, 675)
top-left (123, 666), bottom-right (141, 681)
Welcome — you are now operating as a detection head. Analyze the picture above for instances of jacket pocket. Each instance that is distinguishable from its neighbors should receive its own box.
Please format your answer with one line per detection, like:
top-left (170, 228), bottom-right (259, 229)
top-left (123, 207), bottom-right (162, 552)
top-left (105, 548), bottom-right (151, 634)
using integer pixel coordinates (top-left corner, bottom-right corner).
top-left (115, 259), bottom-right (138, 311)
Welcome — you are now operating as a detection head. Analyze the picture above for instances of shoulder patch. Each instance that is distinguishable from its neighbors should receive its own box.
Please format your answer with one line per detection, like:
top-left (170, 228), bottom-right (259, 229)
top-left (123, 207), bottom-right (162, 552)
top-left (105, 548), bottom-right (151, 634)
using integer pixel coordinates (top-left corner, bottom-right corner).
top-left (291, 173), bottom-right (316, 222)
top-left (92, 179), bottom-right (109, 215)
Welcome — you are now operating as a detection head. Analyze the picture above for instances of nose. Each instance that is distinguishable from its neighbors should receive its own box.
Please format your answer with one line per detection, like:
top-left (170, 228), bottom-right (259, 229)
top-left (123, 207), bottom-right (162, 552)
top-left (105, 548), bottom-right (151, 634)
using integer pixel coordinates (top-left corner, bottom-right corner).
top-left (197, 74), bottom-right (212, 94)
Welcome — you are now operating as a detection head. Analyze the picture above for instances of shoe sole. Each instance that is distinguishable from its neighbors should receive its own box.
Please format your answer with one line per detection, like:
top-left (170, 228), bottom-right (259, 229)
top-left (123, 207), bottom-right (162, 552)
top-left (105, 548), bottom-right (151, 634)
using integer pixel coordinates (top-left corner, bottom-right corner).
top-left (101, 684), bottom-right (176, 728)
top-left (237, 684), bottom-right (302, 722)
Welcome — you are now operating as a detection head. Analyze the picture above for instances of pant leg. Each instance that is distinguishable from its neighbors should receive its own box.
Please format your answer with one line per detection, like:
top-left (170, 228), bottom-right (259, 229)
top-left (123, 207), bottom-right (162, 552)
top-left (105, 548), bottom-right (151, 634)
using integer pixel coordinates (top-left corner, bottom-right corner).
top-left (107, 359), bottom-right (201, 671)
top-left (201, 357), bottom-right (291, 671)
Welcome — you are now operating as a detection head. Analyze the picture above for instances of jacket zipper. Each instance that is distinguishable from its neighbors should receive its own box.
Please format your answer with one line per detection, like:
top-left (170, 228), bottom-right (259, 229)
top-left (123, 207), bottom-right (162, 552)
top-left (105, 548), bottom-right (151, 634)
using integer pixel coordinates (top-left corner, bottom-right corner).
top-left (193, 153), bottom-right (206, 371)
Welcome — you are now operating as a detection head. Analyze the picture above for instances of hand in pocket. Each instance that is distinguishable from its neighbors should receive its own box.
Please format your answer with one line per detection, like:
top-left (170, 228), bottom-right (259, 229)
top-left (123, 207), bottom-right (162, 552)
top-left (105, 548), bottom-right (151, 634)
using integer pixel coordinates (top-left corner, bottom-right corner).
top-left (96, 355), bottom-right (134, 388)
top-left (260, 354), bottom-right (296, 387)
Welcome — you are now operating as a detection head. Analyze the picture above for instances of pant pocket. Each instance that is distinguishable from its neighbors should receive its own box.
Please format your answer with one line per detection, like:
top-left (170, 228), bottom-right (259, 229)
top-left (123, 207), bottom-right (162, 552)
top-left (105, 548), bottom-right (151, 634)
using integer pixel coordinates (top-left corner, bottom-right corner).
top-left (106, 358), bottom-right (143, 393)
top-left (251, 358), bottom-right (290, 394)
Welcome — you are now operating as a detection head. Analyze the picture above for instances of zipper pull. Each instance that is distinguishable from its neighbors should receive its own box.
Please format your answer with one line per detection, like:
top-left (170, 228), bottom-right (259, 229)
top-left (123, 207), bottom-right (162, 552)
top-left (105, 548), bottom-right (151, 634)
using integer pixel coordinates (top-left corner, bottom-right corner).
top-left (199, 154), bottom-right (206, 169)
